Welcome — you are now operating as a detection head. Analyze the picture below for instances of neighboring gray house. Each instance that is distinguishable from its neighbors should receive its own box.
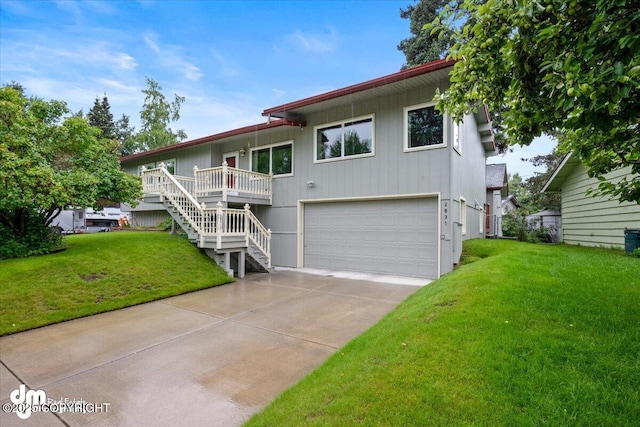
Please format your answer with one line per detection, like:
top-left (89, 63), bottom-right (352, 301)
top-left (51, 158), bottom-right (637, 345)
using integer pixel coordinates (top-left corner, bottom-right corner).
top-left (526, 209), bottom-right (562, 242)
top-left (121, 59), bottom-right (496, 279)
top-left (502, 195), bottom-right (520, 214)
top-left (542, 153), bottom-right (640, 248)
top-left (485, 163), bottom-right (508, 237)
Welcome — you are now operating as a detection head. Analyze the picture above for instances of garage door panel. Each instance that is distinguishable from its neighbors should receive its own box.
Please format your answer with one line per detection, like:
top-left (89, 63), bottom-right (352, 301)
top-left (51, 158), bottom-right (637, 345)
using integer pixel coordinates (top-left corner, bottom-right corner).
top-left (304, 198), bottom-right (438, 279)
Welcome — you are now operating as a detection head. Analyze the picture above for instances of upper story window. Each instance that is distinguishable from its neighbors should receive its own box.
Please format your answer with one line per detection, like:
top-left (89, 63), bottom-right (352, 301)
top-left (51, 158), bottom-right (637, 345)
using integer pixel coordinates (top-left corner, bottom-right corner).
top-left (404, 102), bottom-right (446, 151)
top-left (314, 115), bottom-right (374, 162)
top-left (250, 141), bottom-right (293, 176)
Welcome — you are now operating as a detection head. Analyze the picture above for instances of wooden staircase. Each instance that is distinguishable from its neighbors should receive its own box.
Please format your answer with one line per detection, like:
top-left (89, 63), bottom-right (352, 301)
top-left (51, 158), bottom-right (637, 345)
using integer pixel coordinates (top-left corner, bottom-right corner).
top-left (142, 165), bottom-right (271, 277)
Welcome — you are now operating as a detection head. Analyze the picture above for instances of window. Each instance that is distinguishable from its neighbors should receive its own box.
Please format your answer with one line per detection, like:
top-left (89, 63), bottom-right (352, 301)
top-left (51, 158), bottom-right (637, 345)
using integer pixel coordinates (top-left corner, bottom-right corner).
top-left (460, 197), bottom-right (467, 235)
top-left (314, 115), bottom-right (374, 162)
top-left (404, 103), bottom-right (445, 151)
top-left (250, 142), bottom-right (293, 176)
top-left (162, 159), bottom-right (176, 175)
top-left (452, 121), bottom-right (461, 153)
top-left (137, 159), bottom-right (175, 175)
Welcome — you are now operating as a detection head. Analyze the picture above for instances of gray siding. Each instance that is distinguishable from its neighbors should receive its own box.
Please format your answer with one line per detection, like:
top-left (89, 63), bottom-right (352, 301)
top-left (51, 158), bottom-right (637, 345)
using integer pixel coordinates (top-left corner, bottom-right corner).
top-left (449, 112), bottom-right (488, 244)
top-left (561, 164), bottom-right (640, 248)
top-left (122, 75), bottom-right (491, 277)
top-left (129, 210), bottom-right (170, 228)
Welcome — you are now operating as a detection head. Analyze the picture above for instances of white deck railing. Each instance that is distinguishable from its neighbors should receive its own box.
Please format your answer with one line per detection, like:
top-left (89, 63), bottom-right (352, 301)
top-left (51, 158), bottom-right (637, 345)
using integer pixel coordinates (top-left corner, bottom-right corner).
top-left (141, 164), bottom-right (271, 267)
top-left (194, 162), bottom-right (272, 203)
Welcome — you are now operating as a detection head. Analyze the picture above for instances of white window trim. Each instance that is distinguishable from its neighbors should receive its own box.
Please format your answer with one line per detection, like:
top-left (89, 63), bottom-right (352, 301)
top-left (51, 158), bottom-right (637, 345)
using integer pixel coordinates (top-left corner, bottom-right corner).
top-left (249, 140), bottom-right (294, 178)
top-left (313, 114), bottom-right (375, 164)
top-left (452, 121), bottom-right (461, 155)
top-left (403, 102), bottom-right (449, 153)
top-left (460, 197), bottom-right (467, 235)
top-left (222, 151), bottom-right (239, 168)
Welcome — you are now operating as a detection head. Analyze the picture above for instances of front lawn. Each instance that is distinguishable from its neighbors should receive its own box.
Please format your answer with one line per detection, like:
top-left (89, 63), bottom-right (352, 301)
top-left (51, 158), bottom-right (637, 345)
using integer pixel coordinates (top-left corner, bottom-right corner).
top-left (246, 240), bottom-right (640, 426)
top-left (0, 232), bottom-right (232, 336)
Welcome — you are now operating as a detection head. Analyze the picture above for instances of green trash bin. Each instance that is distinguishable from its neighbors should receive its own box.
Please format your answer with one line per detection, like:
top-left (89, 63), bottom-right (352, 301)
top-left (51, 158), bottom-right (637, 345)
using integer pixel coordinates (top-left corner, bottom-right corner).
top-left (624, 229), bottom-right (640, 254)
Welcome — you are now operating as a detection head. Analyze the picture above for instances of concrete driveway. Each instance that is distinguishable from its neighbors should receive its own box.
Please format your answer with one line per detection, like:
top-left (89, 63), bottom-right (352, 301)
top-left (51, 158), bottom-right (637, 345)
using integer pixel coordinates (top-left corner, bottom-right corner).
top-left (0, 270), bottom-right (422, 426)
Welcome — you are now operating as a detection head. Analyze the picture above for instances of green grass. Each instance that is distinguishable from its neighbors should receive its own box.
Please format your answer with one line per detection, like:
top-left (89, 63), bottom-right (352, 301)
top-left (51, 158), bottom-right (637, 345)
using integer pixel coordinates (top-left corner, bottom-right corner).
top-left (0, 231), bottom-right (232, 336)
top-left (246, 240), bottom-right (640, 426)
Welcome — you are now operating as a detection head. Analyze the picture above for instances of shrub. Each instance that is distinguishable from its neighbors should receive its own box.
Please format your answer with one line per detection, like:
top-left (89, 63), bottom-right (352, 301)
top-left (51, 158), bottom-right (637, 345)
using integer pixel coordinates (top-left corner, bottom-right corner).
top-left (502, 211), bottom-right (529, 241)
top-left (0, 214), bottom-right (64, 259)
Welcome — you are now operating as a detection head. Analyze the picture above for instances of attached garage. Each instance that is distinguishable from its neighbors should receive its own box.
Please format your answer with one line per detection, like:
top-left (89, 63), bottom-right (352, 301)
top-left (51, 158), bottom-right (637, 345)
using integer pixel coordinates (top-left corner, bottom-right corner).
top-left (302, 197), bottom-right (439, 279)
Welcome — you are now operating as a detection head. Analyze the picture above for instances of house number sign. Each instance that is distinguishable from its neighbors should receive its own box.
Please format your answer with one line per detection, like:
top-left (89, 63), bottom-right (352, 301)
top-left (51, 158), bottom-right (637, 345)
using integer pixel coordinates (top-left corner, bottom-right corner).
top-left (441, 200), bottom-right (450, 241)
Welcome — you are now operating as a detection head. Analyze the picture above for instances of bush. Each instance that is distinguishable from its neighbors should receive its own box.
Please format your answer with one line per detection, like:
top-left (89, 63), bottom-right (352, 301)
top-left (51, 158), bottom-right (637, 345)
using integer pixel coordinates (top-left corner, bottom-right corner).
top-left (0, 221), bottom-right (64, 259)
top-left (157, 217), bottom-right (173, 231)
top-left (502, 211), bottom-right (529, 242)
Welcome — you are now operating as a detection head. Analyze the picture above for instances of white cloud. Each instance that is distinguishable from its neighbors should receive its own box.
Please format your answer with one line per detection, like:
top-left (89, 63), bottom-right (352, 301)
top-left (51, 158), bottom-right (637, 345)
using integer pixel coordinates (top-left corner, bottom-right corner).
top-left (143, 33), bottom-right (203, 81)
top-left (272, 88), bottom-right (286, 98)
top-left (143, 36), bottom-right (160, 53)
top-left (209, 49), bottom-right (241, 78)
top-left (0, 0), bottom-right (33, 15)
top-left (53, 0), bottom-right (83, 21)
top-left (53, 43), bottom-right (137, 70)
top-left (285, 27), bottom-right (337, 53)
top-left (177, 92), bottom-right (265, 140)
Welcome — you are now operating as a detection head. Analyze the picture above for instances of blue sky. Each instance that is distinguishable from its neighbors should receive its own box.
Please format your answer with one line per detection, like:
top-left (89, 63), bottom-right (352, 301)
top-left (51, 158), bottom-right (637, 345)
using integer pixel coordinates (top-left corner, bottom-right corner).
top-left (0, 0), bottom-right (554, 178)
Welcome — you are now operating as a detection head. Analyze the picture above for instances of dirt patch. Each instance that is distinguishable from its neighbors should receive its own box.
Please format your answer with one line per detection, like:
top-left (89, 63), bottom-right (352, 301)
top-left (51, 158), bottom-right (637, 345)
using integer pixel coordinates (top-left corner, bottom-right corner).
top-left (435, 299), bottom-right (458, 307)
top-left (80, 272), bottom-right (106, 282)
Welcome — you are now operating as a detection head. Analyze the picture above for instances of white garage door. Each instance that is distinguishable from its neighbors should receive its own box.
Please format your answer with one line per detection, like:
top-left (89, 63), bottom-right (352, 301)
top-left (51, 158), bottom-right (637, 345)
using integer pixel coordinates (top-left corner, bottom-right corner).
top-left (304, 198), bottom-right (438, 279)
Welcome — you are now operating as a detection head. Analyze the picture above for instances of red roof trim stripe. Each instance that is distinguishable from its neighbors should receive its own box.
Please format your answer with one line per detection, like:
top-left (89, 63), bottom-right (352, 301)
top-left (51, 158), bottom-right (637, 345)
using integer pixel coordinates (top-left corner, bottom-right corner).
top-left (262, 58), bottom-right (455, 117)
top-left (120, 118), bottom-right (300, 162)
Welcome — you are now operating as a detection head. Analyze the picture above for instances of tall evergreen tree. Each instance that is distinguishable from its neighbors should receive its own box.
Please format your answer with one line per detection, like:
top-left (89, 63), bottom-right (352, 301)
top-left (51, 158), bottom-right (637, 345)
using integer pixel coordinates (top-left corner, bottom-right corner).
top-left (114, 114), bottom-right (137, 156)
top-left (397, 0), bottom-right (450, 69)
top-left (398, 0), bottom-right (508, 152)
top-left (87, 95), bottom-right (116, 141)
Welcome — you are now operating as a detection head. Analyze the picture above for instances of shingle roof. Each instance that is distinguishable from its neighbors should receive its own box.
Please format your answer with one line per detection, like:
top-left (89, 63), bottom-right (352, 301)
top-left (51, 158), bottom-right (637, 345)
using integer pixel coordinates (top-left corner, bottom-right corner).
top-left (486, 164), bottom-right (507, 189)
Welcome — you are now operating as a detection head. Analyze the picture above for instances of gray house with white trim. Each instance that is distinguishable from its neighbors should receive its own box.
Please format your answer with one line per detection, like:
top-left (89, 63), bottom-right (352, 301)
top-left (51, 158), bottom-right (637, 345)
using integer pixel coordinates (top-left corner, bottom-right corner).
top-left (121, 59), bottom-right (496, 279)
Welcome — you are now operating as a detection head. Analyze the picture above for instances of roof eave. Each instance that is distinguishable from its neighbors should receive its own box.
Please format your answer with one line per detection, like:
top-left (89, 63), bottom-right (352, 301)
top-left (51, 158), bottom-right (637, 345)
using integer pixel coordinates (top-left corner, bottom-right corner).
top-left (262, 58), bottom-right (456, 119)
top-left (541, 152), bottom-right (573, 193)
top-left (120, 118), bottom-right (302, 162)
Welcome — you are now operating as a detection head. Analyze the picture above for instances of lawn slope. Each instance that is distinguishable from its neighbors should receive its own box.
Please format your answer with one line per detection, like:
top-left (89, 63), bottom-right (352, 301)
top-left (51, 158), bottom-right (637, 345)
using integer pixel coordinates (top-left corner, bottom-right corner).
top-left (0, 232), bottom-right (232, 336)
top-left (246, 240), bottom-right (640, 426)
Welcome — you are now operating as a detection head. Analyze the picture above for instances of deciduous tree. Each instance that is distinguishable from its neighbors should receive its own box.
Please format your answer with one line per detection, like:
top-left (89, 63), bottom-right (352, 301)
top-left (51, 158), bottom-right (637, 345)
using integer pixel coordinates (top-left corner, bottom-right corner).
top-left (0, 86), bottom-right (142, 258)
top-left (430, 0), bottom-right (640, 203)
top-left (130, 77), bottom-right (187, 152)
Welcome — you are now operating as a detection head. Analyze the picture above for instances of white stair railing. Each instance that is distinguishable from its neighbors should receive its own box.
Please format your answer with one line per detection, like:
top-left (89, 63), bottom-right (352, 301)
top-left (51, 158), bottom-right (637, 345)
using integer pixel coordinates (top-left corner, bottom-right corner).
top-left (148, 165), bottom-right (203, 233)
top-left (141, 165), bottom-right (271, 268)
top-left (244, 204), bottom-right (271, 268)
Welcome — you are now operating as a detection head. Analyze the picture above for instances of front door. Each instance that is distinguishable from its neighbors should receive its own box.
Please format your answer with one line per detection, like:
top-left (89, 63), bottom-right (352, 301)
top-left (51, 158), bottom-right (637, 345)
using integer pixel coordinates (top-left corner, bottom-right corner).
top-left (223, 152), bottom-right (239, 189)
top-left (485, 203), bottom-right (491, 235)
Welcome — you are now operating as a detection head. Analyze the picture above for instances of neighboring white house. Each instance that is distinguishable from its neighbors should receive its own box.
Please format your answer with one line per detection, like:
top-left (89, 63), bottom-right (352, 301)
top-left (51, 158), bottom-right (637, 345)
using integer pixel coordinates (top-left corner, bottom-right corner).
top-left (485, 163), bottom-right (508, 237)
top-left (121, 59), bottom-right (498, 279)
top-left (542, 153), bottom-right (640, 248)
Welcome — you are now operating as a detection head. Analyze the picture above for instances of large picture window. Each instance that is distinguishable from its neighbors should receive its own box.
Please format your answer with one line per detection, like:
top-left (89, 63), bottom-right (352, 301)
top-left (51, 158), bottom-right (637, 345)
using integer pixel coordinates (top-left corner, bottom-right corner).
top-left (404, 103), bottom-right (445, 151)
top-left (250, 142), bottom-right (293, 176)
top-left (315, 115), bottom-right (374, 162)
